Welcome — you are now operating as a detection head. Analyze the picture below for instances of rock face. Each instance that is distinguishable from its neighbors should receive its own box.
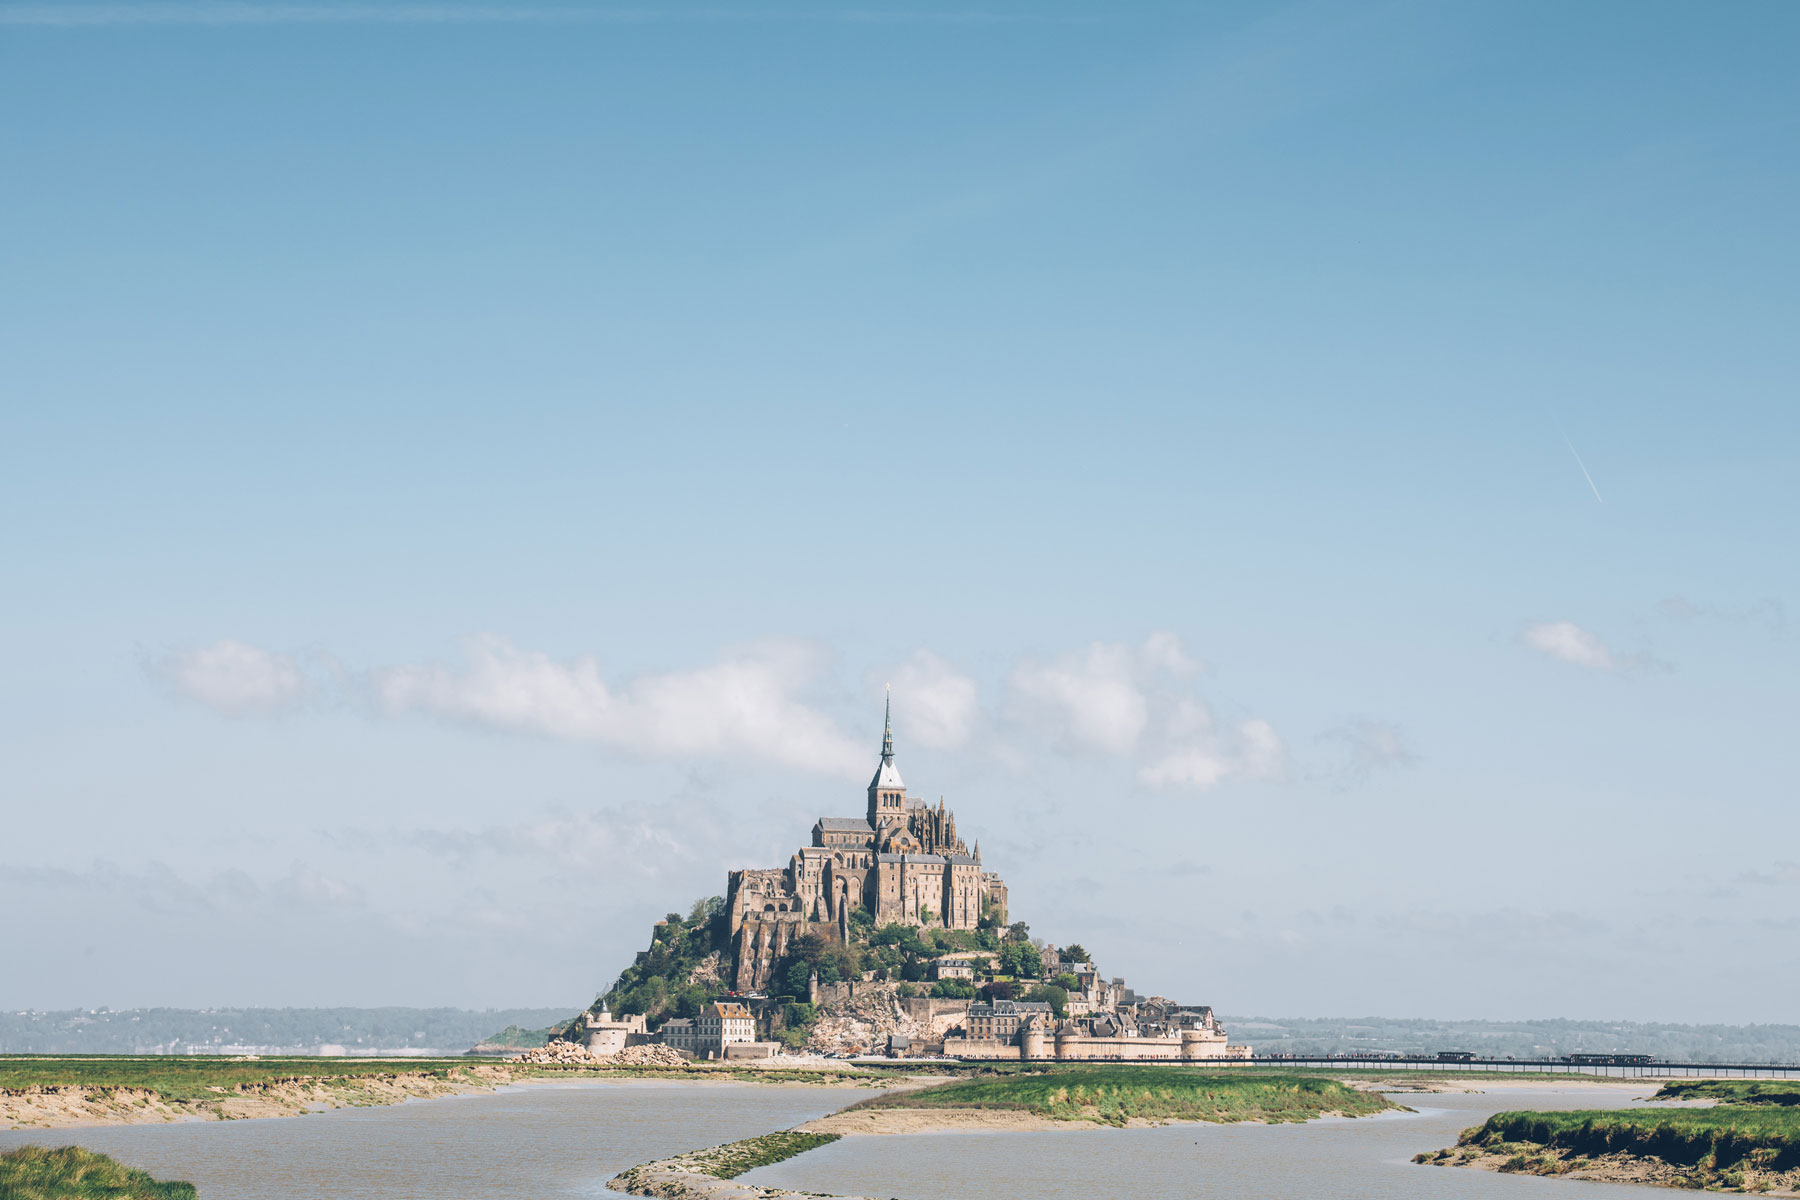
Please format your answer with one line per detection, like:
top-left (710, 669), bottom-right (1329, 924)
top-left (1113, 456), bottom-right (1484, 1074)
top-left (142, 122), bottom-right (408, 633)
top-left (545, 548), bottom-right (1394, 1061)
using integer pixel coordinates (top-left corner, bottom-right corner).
top-left (803, 983), bottom-right (967, 1056)
top-left (513, 1042), bottom-right (690, 1067)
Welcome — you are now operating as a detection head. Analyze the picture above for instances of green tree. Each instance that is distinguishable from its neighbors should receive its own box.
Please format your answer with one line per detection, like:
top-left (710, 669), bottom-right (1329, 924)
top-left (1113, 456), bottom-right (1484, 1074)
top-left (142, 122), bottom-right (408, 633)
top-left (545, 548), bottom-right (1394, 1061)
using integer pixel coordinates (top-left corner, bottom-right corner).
top-left (1053, 973), bottom-right (1082, 993)
top-left (930, 979), bottom-right (977, 999)
top-left (688, 895), bottom-right (724, 926)
top-left (1025, 984), bottom-right (1068, 1018)
top-left (1014, 941), bottom-right (1043, 979)
top-left (777, 960), bottom-right (805, 999)
top-left (1063, 944), bottom-right (1090, 963)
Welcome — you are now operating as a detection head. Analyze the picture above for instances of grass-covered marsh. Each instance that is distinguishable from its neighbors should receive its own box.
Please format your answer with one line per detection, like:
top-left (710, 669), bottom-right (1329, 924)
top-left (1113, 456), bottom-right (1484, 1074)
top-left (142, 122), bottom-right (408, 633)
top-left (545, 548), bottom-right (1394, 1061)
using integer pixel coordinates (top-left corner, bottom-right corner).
top-left (844, 1065), bottom-right (1395, 1126)
top-left (1418, 1105), bottom-right (1800, 1193)
top-left (0, 1145), bottom-right (196, 1200)
top-left (1654, 1080), bottom-right (1800, 1107)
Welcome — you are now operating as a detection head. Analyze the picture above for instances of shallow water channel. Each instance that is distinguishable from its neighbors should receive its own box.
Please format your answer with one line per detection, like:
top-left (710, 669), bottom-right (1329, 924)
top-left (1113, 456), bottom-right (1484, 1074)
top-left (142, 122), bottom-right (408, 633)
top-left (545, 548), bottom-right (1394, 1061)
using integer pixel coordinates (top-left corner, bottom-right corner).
top-left (749, 1085), bottom-right (1678, 1200)
top-left (0, 1080), bottom-right (1682, 1199)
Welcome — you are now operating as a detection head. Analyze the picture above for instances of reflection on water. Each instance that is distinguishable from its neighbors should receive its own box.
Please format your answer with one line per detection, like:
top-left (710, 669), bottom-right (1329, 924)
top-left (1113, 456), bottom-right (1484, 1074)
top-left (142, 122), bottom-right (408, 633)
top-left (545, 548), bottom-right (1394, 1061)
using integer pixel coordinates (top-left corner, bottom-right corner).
top-left (0, 1080), bottom-right (853, 1200)
top-left (745, 1087), bottom-right (1679, 1200)
top-left (1, 1080), bottom-right (1685, 1200)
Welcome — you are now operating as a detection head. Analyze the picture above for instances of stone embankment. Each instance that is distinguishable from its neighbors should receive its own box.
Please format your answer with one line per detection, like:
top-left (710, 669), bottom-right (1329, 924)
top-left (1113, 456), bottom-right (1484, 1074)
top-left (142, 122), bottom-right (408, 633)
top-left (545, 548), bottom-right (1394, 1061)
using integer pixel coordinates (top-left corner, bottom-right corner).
top-left (609, 1132), bottom-right (869, 1200)
top-left (513, 1042), bottom-right (690, 1067)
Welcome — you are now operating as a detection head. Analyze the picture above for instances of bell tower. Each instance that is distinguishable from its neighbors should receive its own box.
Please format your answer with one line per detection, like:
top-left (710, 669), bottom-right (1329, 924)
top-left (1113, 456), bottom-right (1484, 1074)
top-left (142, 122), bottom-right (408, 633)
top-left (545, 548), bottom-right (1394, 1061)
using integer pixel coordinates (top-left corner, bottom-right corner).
top-left (866, 688), bottom-right (907, 827)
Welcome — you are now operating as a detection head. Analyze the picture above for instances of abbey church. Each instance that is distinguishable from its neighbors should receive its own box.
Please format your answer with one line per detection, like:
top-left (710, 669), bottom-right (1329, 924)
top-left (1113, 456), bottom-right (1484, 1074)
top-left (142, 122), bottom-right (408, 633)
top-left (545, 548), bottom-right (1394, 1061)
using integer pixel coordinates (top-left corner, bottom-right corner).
top-left (726, 699), bottom-right (1009, 992)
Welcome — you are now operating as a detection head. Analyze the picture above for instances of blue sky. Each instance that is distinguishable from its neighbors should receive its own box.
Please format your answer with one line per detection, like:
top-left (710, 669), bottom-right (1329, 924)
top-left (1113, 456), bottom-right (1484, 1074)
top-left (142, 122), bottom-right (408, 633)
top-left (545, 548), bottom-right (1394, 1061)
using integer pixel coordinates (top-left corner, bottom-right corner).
top-left (2, 0), bottom-right (1796, 1023)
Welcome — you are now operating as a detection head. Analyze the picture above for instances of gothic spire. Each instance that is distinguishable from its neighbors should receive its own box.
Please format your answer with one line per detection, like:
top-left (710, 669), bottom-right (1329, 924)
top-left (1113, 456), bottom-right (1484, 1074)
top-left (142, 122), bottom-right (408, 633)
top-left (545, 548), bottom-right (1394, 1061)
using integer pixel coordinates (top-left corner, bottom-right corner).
top-left (881, 684), bottom-right (894, 762)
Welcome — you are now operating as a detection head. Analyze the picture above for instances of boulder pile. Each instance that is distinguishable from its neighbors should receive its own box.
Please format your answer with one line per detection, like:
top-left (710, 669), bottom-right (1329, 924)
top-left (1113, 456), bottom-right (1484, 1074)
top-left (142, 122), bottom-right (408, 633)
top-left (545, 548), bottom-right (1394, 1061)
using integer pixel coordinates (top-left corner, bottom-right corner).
top-left (511, 1041), bottom-right (691, 1068)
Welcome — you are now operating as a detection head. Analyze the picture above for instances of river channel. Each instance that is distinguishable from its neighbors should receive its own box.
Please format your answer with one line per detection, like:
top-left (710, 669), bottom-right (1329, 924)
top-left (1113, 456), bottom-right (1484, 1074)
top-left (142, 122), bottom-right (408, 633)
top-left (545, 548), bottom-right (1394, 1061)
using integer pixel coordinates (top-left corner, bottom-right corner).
top-left (1, 1079), bottom-right (1680, 1199)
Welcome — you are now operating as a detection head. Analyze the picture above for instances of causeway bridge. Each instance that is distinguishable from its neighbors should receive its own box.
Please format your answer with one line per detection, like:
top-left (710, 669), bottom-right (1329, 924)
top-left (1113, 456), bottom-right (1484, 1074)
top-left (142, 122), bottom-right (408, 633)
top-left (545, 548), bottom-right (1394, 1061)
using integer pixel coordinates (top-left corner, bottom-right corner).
top-left (1246, 1055), bottom-right (1800, 1079)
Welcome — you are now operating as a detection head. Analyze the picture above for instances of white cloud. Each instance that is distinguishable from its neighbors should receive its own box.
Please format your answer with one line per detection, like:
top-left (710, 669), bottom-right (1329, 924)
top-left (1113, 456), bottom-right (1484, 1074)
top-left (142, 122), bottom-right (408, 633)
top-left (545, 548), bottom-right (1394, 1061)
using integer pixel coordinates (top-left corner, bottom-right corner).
top-left (1238, 718), bottom-right (1286, 781)
top-left (150, 639), bottom-right (311, 715)
top-left (1136, 749), bottom-right (1230, 789)
top-left (1137, 718), bottom-right (1286, 791)
top-left (887, 651), bottom-right (980, 750)
top-left (1522, 620), bottom-right (1620, 671)
top-left (372, 635), bottom-right (865, 777)
top-left (1008, 637), bottom-right (1172, 754)
top-left (1005, 633), bottom-right (1282, 790)
top-left (1140, 630), bottom-right (1204, 679)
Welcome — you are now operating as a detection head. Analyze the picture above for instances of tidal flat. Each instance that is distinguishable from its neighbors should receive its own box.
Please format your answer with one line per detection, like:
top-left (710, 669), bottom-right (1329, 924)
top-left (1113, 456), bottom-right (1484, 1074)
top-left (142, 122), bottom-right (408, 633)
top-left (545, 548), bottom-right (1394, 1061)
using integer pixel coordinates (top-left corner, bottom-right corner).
top-left (0, 1072), bottom-right (1697, 1200)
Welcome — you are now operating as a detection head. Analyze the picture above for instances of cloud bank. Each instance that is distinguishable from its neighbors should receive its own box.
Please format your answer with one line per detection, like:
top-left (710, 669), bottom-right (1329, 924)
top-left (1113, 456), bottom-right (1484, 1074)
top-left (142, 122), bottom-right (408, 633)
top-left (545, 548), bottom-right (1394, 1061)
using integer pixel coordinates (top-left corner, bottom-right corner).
top-left (148, 630), bottom-right (1288, 792)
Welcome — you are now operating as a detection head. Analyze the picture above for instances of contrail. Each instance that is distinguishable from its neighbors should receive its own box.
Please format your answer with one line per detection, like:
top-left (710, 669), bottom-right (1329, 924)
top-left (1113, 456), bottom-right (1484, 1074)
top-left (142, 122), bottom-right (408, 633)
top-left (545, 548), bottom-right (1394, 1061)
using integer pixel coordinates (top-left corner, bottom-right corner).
top-left (1553, 417), bottom-right (1604, 504)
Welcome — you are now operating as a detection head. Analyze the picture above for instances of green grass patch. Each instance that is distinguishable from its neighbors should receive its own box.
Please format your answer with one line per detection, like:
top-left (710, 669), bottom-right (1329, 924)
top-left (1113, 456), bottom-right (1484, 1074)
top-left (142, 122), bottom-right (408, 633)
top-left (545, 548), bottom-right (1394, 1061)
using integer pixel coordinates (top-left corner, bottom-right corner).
top-left (0, 1145), bottom-right (196, 1200)
top-left (690, 1132), bottom-right (841, 1179)
top-left (1466, 1107), bottom-right (1800, 1171)
top-left (1654, 1080), bottom-right (1800, 1107)
top-left (846, 1066), bottom-right (1394, 1126)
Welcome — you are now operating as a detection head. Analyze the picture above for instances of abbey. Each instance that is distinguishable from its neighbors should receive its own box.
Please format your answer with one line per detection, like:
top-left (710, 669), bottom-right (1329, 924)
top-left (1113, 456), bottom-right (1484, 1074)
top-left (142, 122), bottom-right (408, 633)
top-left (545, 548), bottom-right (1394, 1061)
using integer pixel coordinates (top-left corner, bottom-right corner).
top-left (726, 699), bottom-right (1009, 992)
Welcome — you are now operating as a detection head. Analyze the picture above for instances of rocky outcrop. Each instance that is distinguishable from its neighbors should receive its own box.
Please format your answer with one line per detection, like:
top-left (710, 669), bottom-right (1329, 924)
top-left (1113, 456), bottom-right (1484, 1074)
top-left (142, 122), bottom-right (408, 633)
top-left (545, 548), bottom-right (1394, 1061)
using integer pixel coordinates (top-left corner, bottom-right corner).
top-left (804, 983), bottom-right (967, 1056)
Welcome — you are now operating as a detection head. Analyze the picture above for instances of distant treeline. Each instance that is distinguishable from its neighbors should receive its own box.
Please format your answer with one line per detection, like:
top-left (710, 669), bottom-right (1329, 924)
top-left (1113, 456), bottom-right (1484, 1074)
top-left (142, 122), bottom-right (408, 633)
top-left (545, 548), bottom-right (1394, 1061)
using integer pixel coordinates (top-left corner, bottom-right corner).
top-left (1222, 1016), bottom-right (1800, 1063)
top-left (0, 1007), bottom-right (581, 1055)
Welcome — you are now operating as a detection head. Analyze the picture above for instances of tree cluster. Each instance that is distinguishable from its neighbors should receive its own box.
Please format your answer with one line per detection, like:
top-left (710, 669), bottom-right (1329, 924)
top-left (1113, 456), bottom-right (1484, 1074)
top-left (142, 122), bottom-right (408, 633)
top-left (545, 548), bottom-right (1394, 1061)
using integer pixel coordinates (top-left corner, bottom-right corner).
top-left (604, 896), bottom-right (728, 1028)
